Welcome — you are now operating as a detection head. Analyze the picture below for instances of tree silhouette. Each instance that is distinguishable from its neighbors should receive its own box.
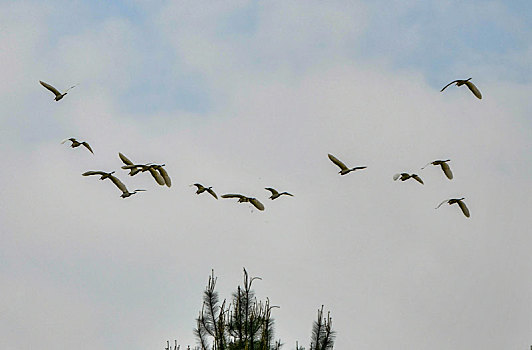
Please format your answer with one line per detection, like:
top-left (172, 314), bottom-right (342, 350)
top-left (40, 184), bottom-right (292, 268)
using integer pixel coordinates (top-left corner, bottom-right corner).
top-left (309, 306), bottom-right (335, 350)
top-left (167, 268), bottom-right (335, 350)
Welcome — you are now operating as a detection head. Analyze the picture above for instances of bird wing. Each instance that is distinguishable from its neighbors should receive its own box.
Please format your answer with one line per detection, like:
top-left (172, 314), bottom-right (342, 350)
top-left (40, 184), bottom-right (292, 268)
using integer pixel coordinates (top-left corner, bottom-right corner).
top-left (281, 192), bottom-right (294, 197)
top-left (249, 198), bottom-right (265, 211)
top-left (440, 80), bottom-right (459, 92)
top-left (108, 175), bottom-right (128, 193)
top-left (457, 200), bottom-right (470, 217)
top-left (328, 154), bottom-right (348, 170)
top-left (148, 167), bottom-right (165, 185)
top-left (393, 173), bottom-right (401, 181)
top-left (352, 166), bottom-right (367, 171)
top-left (206, 188), bottom-right (218, 199)
top-left (265, 187), bottom-right (279, 196)
top-left (412, 174), bottom-right (424, 184)
top-left (435, 199), bottom-right (449, 209)
top-left (60, 138), bottom-right (72, 144)
top-left (39, 80), bottom-right (62, 97)
top-left (82, 142), bottom-right (94, 154)
top-left (119, 152), bottom-right (134, 165)
top-left (156, 167), bottom-right (171, 187)
top-left (221, 194), bottom-right (245, 200)
top-left (82, 170), bottom-right (107, 176)
top-left (441, 162), bottom-right (453, 179)
top-left (464, 81), bottom-right (482, 99)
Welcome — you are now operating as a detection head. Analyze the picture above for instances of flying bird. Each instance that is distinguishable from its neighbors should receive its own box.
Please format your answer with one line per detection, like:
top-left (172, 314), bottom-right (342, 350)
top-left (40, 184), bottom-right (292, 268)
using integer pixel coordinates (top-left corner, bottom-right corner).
top-left (39, 80), bottom-right (77, 101)
top-left (265, 187), bottom-right (293, 200)
top-left (440, 78), bottom-right (482, 99)
top-left (328, 154), bottom-right (367, 175)
top-left (221, 194), bottom-right (265, 211)
top-left (61, 138), bottom-right (94, 154)
top-left (192, 184), bottom-right (218, 199)
top-left (393, 173), bottom-right (424, 184)
top-left (125, 164), bottom-right (166, 186)
top-left (82, 170), bottom-right (115, 180)
top-left (118, 153), bottom-right (171, 187)
top-left (422, 159), bottom-right (453, 179)
top-left (436, 198), bottom-right (470, 217)
top-left (83, 170), bottom-right (145, 198)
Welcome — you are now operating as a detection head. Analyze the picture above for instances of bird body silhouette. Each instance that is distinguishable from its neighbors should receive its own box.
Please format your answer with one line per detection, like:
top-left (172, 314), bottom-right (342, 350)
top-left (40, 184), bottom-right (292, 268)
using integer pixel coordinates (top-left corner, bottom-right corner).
top-left (265, 187), bottom-right (293, 200)
top-left (440, 78), bottom-right (482, 99)
top-left (83, 171), bottom-right (145, 198)
top-left (193, 184), bottom-right (218, 199)
top-left (221, 194), bottom-right (265, 211)
top-left (39, 80), bottom-right (77, 101)
top-left (82, 170), bottom-right (115, 180)
top-left (328, 154), bottom-right (367, 175)
top-left (422, 159), bottom-right (453, 179)
top-left (436, 198), bottom-right (470, 217)
top-left (61, 138), bottom-right (93, 154)
top-left (118, 153), bottom-right (171, 187)
top-left (393, 173), bottom-right (424, 184)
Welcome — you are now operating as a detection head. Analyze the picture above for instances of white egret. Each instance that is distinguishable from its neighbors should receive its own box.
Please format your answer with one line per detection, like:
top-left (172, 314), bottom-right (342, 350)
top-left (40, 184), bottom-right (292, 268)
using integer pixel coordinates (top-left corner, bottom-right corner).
top-left (39, 80), bottom-right (77, 101)
top-left (61, 138), bottom-right (93, 154)
top-left (83, 170), bottom-right (145, 198)
top-left (422, 159), bottom-right (453, 180)
top-left (221, 194), bottom-right (265, 211)
top-left (393, 173), bottom-right (424, 184)
top-left (192, 184), bottom-right (218, 199)
top-left (328, 154), bottom-right (367, 175)
top-left (436, 198), bottom-right (470, 217)
top-left (265, 187), bottom-right (293, 200)
top-left (118, 153), bottom-right (171, 187)
top-left (82, 170), bottom-right (115, 180)
top-left (440, 78), bottom-right (482, 99)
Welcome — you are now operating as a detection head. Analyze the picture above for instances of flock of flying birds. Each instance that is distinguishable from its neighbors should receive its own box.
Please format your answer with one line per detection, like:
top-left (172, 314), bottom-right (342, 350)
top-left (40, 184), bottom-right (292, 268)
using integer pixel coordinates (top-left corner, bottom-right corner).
top-left (40, 77), bottom-right (481, 217)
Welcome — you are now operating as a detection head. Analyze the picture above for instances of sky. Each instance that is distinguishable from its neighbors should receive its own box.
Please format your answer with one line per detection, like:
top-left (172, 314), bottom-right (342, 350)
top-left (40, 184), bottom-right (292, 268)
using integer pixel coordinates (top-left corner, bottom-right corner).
top-left (1, 1), bottom-right (531, 349)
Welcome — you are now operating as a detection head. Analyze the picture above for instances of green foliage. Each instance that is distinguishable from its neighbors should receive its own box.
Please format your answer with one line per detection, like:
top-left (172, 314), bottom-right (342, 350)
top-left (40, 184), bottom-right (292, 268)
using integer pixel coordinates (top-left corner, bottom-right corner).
top-left (309, 306), bottom-right (335, 350)
top-left (167, 269), bottom-right (335, 350)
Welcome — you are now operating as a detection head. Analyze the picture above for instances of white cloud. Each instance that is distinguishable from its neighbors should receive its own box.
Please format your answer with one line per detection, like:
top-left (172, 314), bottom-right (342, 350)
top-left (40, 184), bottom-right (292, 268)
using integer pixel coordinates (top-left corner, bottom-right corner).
top-left (1, 1), bottom-right (531, 350)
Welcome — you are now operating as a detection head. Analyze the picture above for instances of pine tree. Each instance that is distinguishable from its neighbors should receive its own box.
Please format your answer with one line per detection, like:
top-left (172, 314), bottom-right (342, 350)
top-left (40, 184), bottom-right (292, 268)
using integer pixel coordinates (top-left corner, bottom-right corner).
top-left (167, 268), bottom-right (335, 350)
top-left (309, 306), bottom-right (335, 350)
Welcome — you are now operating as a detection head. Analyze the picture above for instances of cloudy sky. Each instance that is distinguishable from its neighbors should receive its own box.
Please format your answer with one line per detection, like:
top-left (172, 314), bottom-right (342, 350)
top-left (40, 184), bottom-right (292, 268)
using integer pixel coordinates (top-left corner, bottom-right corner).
top-left (1, 1), bottom-right (531, 349)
